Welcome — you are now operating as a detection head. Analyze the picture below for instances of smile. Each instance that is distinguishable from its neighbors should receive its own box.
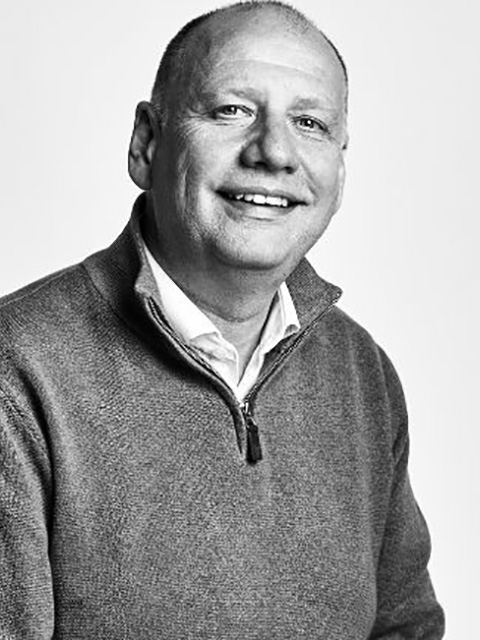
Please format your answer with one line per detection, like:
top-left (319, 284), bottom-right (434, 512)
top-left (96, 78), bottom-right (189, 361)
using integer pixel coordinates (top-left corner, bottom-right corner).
top-left (221, 191), bottom-right (299, 208)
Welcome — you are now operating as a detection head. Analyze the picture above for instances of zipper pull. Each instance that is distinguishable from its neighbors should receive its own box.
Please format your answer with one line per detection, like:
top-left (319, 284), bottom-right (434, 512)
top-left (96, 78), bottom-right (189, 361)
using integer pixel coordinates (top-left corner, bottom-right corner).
top-left (242, 401), bottom-right (263, 464)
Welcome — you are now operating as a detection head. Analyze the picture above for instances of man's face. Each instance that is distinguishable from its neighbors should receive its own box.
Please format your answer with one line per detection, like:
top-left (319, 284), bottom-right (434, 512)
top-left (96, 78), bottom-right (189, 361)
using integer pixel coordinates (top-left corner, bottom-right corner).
top-left (150, 11), bottom-right (348, 280)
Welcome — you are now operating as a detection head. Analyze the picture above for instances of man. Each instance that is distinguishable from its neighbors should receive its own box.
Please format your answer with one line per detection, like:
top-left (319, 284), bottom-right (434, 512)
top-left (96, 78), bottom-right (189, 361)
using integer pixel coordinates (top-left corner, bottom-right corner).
top-left (0, 1), bottom-right (444, 638)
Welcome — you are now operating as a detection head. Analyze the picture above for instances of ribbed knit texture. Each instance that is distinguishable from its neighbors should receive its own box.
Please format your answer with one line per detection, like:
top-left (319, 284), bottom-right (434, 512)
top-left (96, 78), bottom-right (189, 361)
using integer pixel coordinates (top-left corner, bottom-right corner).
top-left (0, 196), bottom-right (444, 639)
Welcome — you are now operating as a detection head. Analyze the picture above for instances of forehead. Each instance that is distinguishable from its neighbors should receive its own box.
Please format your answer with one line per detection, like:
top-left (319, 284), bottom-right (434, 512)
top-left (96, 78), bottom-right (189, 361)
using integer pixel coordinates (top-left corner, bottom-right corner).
top-left (176, 10), bottom-right (346, 114)
top-left (181, 10), bottom-right (346, 112)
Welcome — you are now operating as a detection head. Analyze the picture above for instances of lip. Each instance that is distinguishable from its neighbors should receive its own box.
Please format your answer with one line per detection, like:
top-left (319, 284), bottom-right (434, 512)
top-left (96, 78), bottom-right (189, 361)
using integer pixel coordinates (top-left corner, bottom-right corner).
top-left (221, 198), bottom-right (294, 221)
top-left (218, 186), bottom-right (306, 207)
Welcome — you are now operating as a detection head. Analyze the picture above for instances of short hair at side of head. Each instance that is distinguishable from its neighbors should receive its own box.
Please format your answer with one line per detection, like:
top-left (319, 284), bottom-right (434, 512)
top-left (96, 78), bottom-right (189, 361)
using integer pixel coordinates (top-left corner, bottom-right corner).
top-left (150, 0), bottom-right (348, 123)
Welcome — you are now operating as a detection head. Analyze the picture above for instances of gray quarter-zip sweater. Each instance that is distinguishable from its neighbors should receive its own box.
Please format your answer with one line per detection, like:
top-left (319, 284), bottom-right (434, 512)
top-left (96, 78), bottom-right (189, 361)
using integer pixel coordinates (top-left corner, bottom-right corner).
top-left (0, 197), bottom-right (444, 638)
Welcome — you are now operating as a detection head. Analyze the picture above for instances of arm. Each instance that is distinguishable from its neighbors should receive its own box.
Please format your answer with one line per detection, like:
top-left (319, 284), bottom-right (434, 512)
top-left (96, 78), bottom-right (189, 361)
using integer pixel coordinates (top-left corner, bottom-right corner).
top-left (370, 355), bottom-right (445, 639)
top-left (0, 388), bottom-right (54, 640)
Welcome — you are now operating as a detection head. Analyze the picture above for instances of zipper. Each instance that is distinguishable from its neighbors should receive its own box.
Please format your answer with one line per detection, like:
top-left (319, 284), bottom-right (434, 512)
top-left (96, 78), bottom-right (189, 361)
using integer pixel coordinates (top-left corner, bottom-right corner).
top-left (241, 400), bottom-right (262, 464)
top-left (148, 295), bottom-right (259, 463)
top-left (146, 292), bottom-right (340, 465)
top-left (237, 293), bottom-right (341, 464)
top-left (242, 289), bottom-right (341, 403)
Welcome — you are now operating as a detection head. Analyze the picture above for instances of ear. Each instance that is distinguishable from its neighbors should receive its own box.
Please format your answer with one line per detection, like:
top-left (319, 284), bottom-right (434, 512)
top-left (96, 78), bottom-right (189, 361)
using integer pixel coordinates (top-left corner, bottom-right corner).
top-left (332, 128), bottom-right (348, 214)
top-left (128, 101), bottom-right (159, 190)
top-left (332, 153), bottom-right (347, 216)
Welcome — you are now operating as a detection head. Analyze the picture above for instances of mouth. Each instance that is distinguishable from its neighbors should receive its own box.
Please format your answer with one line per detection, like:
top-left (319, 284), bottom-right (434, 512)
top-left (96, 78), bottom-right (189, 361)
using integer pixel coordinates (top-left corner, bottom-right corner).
top-left (219, 189), bottom-right (302, 210)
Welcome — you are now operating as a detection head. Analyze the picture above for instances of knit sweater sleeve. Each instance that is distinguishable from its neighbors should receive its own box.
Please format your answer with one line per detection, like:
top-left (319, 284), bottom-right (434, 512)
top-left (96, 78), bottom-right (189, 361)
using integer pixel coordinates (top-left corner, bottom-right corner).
top-left (369, 351), bottom-right (445, 639)
top-left (0, 387), bottom-right (54, 640)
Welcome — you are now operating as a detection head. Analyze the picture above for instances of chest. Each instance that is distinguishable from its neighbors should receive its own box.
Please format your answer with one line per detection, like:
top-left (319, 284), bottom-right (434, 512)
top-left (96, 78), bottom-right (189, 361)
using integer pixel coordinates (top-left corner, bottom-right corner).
top-left (46, 363), bottom-right (388, 638)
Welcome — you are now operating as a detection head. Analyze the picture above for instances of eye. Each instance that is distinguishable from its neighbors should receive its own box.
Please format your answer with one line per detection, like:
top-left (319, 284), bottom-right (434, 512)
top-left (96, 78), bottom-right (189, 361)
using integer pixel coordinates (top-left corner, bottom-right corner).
top-left (213, 104), bottom-right (252, 119)
top-left (295, 116), bottom-right (328, 134)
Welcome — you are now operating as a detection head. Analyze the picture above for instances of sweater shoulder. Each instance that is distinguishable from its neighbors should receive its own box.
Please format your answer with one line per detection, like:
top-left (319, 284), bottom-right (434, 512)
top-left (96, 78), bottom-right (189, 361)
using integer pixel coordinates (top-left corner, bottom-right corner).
top-left (323, 304), bottom-right (378, 349)
top-left (0, 263), bottom-right (89, 315)
top-left (319, 305), bottom-right (404, 395)
top-left (0, 263), bottom-right (95, 351)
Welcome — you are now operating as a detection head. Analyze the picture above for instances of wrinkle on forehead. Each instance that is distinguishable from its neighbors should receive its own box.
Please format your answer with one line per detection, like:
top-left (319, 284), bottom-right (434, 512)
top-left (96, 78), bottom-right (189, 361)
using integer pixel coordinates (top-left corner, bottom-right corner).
top-left (201, 56), bottom-right (340, 90)
top-left (181, 11), bottom-right (347, 106)
top-left (195, 58), bottom-right (345, 113)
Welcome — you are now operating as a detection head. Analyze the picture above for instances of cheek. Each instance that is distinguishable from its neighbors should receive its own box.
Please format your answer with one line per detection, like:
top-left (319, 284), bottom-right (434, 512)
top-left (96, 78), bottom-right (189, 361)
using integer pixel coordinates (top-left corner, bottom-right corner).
top-left (177, 138), bottom-right (220, 199)
top-left (166, 137), bottom-right (205, 207)
top-left (307, 148), bottom-right (345, 199)
top-left (176, 121), bottom-right (221, 170)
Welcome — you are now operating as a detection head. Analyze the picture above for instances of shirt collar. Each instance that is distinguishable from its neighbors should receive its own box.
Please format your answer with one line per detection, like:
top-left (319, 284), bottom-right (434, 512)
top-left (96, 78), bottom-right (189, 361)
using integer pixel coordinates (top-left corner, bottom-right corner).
top-left (258, 282), bottom-right (299, 355)
top-left (142, 238), bottom-right (300, 349)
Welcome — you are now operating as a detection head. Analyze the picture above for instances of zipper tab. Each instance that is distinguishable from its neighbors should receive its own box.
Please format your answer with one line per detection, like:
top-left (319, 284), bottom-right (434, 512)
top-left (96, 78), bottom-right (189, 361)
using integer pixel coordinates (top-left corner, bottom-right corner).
top-left (242, 401), bottom-right (263, 464)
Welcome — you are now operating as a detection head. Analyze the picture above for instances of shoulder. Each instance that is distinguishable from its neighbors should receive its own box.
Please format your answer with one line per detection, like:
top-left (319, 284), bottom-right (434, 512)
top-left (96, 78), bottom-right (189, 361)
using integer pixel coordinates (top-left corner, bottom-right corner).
top-left (0, 264), bottom-right (93, 343)
top-left (311, 304), bottom-right (406, 408)
top-left (0, 263), bottom-right (106, 390)
top-left (318, 304), bottom-right (385, 363)
top-left (324, 304), bottom-right (375, 344)
top-left (288, 259), bottom-right (403, 396)
top-left (0, 264), bottom-right (98, 422)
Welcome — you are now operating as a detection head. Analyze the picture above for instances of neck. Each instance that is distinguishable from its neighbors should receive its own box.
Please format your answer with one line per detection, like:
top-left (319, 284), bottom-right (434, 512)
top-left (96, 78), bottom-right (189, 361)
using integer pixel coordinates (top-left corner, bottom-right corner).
top-left (174, 272), bottom-right (279, 377)
top-left (200, 300), bottom-right (274, 377)
top-left (142, 212), bottom-right (284, 374)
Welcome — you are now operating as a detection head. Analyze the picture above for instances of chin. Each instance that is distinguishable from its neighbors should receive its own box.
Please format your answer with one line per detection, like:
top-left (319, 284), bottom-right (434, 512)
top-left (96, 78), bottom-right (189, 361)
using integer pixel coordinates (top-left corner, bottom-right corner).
top-left (215, 243), bottom-right (294, 274)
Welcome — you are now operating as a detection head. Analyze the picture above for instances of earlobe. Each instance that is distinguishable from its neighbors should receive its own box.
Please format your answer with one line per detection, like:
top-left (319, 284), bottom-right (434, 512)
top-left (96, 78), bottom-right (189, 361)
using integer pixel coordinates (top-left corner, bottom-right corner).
top-left (128, 101), bottom-right (159, 190)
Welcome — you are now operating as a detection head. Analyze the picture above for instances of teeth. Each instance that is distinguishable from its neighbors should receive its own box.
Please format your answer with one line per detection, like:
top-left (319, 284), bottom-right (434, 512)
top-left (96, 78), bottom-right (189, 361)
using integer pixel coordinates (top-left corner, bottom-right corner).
top-left (228, 193), bottom-right (291, 207)
top-left (267, 196), bottom-right (288, 207)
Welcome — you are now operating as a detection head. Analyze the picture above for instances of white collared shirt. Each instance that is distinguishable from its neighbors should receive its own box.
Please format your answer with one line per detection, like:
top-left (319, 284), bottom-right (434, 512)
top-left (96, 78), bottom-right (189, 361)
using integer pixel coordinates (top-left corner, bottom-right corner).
top-left (143, 241), bottom-right (300, 401)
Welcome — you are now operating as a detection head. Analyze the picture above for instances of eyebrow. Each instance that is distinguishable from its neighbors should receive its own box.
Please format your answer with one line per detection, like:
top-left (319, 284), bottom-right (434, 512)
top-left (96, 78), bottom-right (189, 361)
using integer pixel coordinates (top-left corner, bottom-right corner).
top-left (292, 96), bottom-right (332, 111)
top-left (193, 83), bottom-right (344, 126)
top-left (196, 86), bottom-right (260, 104)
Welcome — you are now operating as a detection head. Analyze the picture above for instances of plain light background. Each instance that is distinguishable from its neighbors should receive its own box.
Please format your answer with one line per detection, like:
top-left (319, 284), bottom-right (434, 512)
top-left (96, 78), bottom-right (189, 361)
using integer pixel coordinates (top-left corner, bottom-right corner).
top-left (1, 0), bottom-right (478, 636)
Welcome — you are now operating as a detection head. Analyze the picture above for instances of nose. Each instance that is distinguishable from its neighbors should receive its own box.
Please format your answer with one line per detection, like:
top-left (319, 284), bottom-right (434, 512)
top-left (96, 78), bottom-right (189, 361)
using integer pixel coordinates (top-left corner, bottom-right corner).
top-left (240, 115), bottom-right (300, 174)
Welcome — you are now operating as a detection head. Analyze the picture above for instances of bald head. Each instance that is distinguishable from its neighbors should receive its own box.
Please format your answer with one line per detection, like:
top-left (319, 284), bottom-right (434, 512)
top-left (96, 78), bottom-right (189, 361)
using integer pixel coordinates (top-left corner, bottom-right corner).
top-left (150, 1), bottom-right (348, 124)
